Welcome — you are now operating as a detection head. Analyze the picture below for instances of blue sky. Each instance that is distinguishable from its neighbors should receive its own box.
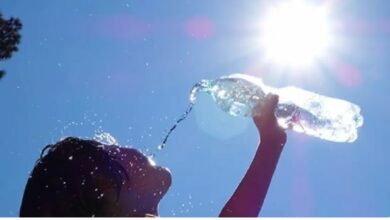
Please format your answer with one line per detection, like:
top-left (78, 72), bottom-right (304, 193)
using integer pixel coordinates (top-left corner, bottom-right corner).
top-left (0, 0), bottom-right (389, 217)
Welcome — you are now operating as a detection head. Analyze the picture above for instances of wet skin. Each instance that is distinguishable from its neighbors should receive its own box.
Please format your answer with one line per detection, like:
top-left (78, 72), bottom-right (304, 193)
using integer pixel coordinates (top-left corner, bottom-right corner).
top-left (105, 146), bottom-right (172, 217)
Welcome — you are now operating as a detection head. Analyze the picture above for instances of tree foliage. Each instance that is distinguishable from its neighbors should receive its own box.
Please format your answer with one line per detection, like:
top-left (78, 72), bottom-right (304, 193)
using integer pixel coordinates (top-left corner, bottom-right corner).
top-left (0, 12), bottom-right (22, 80)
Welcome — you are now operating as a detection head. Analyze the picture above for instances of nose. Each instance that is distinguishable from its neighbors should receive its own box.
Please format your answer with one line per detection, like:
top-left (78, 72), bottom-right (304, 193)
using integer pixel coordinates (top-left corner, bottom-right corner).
top-left (155, 166), bottom-right (172, 188)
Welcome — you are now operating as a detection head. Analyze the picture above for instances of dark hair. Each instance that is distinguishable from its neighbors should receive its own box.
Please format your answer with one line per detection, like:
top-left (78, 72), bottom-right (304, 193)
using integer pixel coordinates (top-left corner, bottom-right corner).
top-left (19, 137), bottom-right (128, 217)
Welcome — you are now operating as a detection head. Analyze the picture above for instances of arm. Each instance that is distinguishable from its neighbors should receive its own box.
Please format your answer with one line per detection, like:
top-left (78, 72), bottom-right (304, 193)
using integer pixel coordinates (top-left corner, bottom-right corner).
top-left (219, 94), bottom-right (286, 217)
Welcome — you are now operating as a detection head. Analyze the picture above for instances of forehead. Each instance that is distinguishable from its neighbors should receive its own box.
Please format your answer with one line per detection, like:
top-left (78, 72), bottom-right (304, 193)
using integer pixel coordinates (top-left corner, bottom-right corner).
top-left (105, 146), bottom-right (148, 162)
top-left (120, 148), bottom-right (147, 161)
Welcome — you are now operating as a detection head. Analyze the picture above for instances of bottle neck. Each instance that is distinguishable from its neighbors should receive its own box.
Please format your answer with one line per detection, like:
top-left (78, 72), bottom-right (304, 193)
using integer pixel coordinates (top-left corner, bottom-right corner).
top-left (189, 79), bottom-right (215, 103)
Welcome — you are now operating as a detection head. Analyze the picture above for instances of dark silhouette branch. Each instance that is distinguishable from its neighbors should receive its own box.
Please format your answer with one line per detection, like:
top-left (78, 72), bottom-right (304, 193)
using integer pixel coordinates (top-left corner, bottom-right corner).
top-left (0, 12), bottom-right (22, 80)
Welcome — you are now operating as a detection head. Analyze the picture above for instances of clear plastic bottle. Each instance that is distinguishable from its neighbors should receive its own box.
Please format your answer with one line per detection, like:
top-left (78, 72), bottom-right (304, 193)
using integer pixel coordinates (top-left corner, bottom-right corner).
top-left (190, 73), bottom-right (364, 143)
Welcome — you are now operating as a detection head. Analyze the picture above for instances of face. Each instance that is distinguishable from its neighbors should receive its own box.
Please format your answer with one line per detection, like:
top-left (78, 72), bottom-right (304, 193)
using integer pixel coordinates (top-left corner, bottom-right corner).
top-left (104, 146), bottom-right (172, 217)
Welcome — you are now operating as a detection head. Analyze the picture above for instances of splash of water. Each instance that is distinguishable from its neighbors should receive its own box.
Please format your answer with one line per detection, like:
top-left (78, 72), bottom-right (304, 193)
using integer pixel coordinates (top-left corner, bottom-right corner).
top-left (93, 130), bottom-right (119, 145)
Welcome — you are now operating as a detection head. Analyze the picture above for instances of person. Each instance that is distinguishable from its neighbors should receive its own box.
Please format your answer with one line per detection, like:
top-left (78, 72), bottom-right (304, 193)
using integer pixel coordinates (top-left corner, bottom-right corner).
top-left (19, 94), bottom-right (286, 217)
top-left (19, 138), bottom-right (172, 217)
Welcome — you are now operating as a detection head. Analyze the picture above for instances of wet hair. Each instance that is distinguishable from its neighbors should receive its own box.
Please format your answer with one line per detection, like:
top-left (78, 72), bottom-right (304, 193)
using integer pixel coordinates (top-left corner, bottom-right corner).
top-left (19, 137), bottom-right (128, 217)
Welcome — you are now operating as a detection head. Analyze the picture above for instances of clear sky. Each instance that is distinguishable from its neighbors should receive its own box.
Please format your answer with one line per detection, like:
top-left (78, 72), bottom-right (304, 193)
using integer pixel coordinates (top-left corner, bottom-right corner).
top-left (0, 0), bottom-right (389, 217)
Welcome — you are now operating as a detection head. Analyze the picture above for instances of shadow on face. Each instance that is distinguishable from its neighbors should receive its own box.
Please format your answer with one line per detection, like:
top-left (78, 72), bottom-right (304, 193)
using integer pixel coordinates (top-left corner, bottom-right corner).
top-left (104, 146), bottom-right (172, 216)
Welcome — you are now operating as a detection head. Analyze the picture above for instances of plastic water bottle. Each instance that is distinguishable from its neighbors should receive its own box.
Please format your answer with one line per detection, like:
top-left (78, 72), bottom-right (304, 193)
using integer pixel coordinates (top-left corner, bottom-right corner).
top-left (190, 73), bottom-right (364, 143)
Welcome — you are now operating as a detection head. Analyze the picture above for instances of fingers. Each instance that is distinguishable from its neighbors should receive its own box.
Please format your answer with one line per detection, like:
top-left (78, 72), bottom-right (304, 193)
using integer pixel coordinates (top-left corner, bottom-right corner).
top-left (253, 94), bottom-right (279, 117)
top-left (253, 94), bottom-right (279, 130)
top-left (253, 94), bottom-right (287, 145)
top-left (262, 94), bottom-right (279, 115)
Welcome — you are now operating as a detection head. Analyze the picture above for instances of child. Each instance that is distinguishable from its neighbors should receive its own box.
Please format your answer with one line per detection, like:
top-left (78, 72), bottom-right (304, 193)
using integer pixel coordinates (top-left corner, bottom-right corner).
top-left (20, 94), bottom-right (285, 217)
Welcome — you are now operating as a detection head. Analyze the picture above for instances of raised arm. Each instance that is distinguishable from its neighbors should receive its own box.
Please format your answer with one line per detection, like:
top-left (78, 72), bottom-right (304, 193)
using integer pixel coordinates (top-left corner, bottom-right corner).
top-left (219, 94), bottom-right (287, 217)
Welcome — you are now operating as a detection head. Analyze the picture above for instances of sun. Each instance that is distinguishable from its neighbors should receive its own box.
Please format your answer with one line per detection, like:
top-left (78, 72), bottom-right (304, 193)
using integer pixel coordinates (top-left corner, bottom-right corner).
top-left (260, 0), bottom-right (333, 67)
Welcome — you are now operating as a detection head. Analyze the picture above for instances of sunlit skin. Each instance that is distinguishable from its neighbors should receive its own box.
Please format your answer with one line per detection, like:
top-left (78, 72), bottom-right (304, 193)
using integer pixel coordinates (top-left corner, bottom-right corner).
top-left (260, 0), bottom-right (333, 67)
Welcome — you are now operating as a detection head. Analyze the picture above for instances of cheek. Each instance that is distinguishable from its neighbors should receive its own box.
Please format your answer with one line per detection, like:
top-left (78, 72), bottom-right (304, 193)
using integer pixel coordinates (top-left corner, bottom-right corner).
top-left (121, 163), bottom-right (153, 189)
top-left (127, 169), bottom-right (167, 196)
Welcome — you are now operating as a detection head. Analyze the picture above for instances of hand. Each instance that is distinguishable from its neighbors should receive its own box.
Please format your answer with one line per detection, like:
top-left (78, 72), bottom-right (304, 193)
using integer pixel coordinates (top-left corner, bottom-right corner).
top-left (219, 94), bottom-right (287, 217)
top-left (253, 94), bottom-right (286, 147)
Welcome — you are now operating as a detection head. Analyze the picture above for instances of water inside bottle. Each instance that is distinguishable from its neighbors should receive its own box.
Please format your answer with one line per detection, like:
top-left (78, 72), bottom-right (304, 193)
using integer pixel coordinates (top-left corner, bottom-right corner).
top-left (157, 75), bottom-right (266, 150)
top-left (157, 74), bottom-right (364, 149)
top-left (275, 87), bottom-right (364, 143)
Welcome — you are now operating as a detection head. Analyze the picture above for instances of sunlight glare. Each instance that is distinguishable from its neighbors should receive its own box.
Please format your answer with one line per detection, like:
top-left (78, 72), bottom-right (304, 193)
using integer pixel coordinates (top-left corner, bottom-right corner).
top-left (261, 0), bottom-right (333, 67)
